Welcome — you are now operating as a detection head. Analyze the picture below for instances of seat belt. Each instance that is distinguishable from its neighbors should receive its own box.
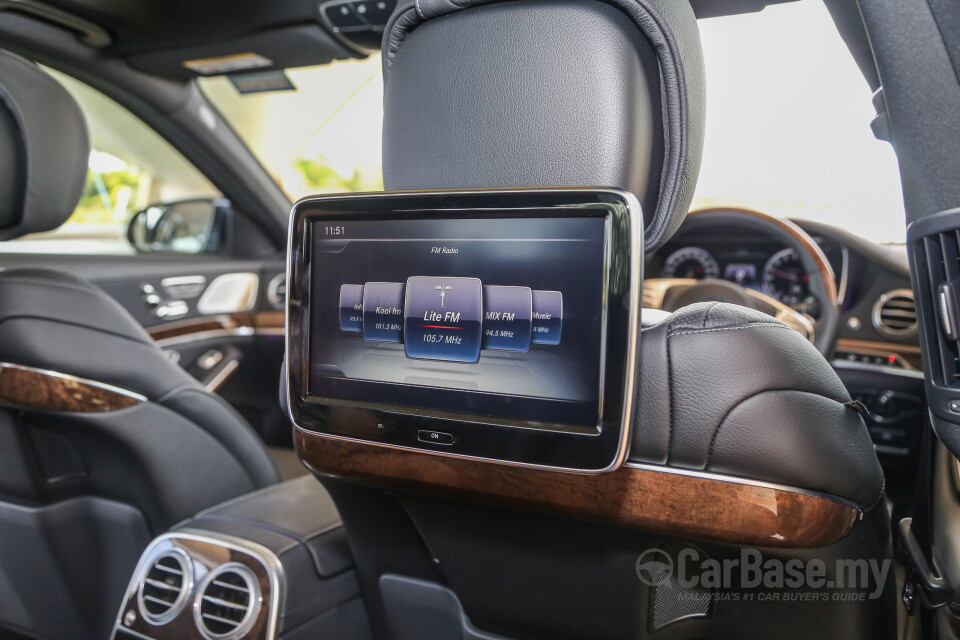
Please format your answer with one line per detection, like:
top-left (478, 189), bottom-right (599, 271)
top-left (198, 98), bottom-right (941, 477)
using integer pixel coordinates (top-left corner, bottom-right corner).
top-left (900, 419), bottom-right (954, 626)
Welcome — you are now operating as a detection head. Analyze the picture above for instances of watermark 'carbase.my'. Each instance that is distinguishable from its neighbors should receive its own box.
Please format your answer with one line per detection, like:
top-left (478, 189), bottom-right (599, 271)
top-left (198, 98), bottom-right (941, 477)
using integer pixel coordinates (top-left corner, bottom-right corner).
top-left (636, 547), bottom-right (890, 600)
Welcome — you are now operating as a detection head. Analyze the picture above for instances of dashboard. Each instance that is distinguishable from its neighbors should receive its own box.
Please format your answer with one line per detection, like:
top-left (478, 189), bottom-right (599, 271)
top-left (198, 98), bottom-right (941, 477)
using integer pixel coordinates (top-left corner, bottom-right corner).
top-left (649, 212), bottom-right (925, 484)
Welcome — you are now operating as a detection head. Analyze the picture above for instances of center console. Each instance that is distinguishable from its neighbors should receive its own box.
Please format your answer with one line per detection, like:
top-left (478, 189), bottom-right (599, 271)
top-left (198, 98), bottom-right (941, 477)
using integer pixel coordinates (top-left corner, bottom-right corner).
top-left (110, 477), bottom-right (370, 640)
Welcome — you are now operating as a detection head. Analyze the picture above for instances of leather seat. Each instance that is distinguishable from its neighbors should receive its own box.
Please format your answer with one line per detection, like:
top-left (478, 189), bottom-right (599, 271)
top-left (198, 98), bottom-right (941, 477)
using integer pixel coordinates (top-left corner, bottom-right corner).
top-left (380, 0), bottom-right (886, 513)
top-left (0, 50), bottom-right (280, 638)
top-left (0, 49), bottom-right (280, 527)
top-left (310, 1), bottom-right (897, 638)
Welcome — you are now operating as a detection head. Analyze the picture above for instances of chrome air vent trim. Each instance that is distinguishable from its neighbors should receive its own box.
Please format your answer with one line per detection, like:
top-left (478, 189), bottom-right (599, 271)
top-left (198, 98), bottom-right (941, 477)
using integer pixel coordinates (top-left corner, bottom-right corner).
top-left (872, 288), bottom-right (918, 338)
top-left (194, 563), bottom-right (261, 640)
top-left (266, 273), bottom-right (286, 310)
top-left (136, 549), bottom-right (193, 625)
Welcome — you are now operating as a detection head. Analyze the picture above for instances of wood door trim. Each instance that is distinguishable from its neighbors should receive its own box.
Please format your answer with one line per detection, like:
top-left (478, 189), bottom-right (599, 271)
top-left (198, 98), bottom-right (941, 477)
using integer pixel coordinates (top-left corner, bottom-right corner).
top-left (148, 311), bottom-right (285, 344)
top-left (295, 431), bottom-right (860, 548)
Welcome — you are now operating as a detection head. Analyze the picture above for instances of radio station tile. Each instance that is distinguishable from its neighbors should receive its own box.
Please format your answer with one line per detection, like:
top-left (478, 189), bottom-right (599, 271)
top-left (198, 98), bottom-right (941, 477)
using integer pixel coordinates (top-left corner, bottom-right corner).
top-left (404, 276), bottom-right (483, 362)
top-left (362, 282), bottom-right (405, 342)
top-left (482, 285), bottom-right (532, 351)
top-left (339, 284), bottom-right (364, 332)
top-left (531, 290), bottom-right (563, 345)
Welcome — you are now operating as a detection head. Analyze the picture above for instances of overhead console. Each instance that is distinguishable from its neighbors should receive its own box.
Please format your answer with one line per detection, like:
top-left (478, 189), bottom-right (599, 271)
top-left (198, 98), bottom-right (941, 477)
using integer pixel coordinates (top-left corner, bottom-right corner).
top-left (286, 189), bottom-right (642, 472)
top-left (319, 0), bottom-right (398, 53)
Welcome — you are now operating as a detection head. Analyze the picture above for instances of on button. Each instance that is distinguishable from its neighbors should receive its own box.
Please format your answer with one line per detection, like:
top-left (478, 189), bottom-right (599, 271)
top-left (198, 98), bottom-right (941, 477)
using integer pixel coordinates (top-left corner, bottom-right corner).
top-left (418, 430), bottom-right (455, 445)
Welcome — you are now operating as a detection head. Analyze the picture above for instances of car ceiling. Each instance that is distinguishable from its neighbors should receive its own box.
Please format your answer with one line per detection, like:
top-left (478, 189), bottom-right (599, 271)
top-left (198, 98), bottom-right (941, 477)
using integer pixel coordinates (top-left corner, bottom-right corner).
top-left (12, 0), bottom-right (799, 55)
top-left (2, 0), bottom-right (878, 91)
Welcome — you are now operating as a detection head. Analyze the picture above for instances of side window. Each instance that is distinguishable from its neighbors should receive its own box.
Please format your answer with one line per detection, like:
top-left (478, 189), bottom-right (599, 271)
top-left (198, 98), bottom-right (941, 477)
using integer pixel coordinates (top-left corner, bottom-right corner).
top-left (0, 67), bottom-right (220, 255)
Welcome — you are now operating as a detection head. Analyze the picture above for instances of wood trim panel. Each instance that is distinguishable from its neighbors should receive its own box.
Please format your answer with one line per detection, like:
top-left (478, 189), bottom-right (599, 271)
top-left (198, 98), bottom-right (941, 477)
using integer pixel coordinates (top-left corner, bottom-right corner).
top-left (252, 310), bottom-right (285, 330)
top-left (148, 311), bottom-right (285, 343)
top-left (147, 314), bottom-right (247, 342)
top-left (0, 363), bottom-right (142, 413)
top-left (295, 432), bottom-right (860, 549)
top-left (835, 338), bottom-right (923, 370)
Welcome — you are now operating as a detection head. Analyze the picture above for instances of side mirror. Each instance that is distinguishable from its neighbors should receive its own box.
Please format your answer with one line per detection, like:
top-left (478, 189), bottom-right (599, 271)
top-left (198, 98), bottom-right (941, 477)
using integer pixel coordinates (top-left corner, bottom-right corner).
top-left (127, 198), bottom-right (231, 254)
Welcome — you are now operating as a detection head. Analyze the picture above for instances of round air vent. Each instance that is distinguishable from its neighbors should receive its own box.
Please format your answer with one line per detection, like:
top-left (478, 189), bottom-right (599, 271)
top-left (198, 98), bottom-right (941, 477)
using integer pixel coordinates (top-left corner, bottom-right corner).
top-left (137, 549), bottom-right (192, 625)
top-left (872, 288), bottom-right (918, 338)
top-left (195, 563), bottom-right (261, 640)
top-left (266, 273), bottom-right (286, 311)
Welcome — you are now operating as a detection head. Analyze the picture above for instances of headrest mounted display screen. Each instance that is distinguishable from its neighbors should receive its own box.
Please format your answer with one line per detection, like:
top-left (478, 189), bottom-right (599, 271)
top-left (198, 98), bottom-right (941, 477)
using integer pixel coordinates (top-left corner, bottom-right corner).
top-left (287, 189), bottom-right (642, 472)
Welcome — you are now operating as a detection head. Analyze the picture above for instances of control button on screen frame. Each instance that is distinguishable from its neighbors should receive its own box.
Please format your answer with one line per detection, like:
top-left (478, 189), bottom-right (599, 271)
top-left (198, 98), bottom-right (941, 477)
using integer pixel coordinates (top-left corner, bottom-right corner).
top-left (482, 285), bottom-right (532, 351)
top-left (339, 284), bottom-right (364, 332)
top-left (404, 276), bottom-right (483, 363)
top-left (362, 282), bottom-right (405, 342)
top-left (417, 430), bottom-right (455, 445)
top-left (531, 290), bottom-right (563, 345)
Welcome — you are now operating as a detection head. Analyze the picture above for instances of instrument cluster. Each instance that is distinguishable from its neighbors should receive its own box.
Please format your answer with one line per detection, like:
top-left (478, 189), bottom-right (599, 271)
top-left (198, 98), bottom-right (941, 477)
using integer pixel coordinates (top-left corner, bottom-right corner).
top-left (658, 243), bottom-right (815, 310)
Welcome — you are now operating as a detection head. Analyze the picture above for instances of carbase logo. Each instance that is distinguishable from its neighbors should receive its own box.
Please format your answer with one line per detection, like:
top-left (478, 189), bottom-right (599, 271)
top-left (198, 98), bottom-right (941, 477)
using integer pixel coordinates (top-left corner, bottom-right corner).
top-left (635, 547), bottom-right (890, 600)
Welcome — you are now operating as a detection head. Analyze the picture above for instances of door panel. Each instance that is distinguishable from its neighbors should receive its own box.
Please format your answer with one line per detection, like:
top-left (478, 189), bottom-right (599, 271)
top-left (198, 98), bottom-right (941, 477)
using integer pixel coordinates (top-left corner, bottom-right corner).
top-left (0, 252), bottom-right (290, 445)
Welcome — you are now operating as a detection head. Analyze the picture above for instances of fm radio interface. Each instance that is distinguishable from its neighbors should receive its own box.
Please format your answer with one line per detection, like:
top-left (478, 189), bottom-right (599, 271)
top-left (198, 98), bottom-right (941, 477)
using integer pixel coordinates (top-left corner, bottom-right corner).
top-left (286, 189), bottom-right (642, 473)
top-left (338, 279), bottom-right (561, 362)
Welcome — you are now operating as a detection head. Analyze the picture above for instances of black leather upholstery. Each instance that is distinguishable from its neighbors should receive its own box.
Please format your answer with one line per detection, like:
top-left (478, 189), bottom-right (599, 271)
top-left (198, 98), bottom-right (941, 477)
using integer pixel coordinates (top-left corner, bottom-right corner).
top-left (381, 0), bottom-right (705, 251)
top-left (634, 302), bottom-right (884, 509)
top-left (0, 56), bottom-right (280, 530)
top-left (0, 52), bottom-right (88, 241)
top-left (0, 269), bottom-right (281, 527)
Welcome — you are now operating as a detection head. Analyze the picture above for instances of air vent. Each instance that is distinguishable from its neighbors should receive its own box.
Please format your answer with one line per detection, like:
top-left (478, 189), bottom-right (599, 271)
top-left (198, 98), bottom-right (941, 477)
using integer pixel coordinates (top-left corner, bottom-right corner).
top-left (872, 289), bottom-right (918, 338)
top-left (913, 226), bottom-right (960, 387)
top-left (195, 564), bottom-right (261, 640)
top-left (266, 273), bottom-right (286, 310)
top-left (137, 550), bottom-right (192, 624)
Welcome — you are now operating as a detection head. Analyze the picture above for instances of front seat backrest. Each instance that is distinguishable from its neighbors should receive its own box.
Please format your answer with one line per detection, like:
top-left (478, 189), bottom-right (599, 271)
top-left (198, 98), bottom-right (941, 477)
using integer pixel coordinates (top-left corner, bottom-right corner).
top-left (0, 51), bottom-right (280, 529)
top-left (305, 2), bottom-right (894, 639)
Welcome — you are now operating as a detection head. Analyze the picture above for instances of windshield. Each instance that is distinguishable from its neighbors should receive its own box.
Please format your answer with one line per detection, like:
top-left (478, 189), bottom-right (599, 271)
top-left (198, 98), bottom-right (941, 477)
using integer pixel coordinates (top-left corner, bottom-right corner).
top-left (201, 1), bottom-right (906, 244)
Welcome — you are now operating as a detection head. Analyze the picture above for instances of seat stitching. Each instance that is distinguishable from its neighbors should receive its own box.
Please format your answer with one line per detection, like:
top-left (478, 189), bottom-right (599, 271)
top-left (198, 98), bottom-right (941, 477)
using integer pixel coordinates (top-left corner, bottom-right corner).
top-left (670, 323), bottom-right (791, 338)
top-left (865, 478), bottom-right (886, 512)
top-left (702, 301), bottom-right (719, 328)
top-left (665, 315), bottom-right (677, 464)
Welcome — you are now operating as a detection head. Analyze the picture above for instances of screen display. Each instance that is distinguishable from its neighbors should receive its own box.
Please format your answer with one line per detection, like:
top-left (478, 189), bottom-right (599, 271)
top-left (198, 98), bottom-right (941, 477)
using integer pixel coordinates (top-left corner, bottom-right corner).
top-left (307, 215), bottom-right (608, 428)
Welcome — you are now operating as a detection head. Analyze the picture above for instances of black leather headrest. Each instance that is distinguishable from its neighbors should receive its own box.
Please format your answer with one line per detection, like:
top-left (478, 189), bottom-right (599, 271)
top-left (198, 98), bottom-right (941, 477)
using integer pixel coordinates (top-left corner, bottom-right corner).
top-left (381, 0), bottom-right (705, 250)
top-left (0, 51), bottom-right (89, 241)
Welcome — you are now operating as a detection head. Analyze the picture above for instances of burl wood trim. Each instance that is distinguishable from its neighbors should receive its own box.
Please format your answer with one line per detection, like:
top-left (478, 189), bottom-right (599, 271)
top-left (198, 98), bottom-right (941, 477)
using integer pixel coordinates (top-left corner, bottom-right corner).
top-left (296, 432), bottom-right (860, 549)
top-left (147, 314), bottom-right (245, 341)
top-left (0, 365), bottom-right (141, 413)
top-left (148, 311), bottom-right (285, 342)
top-left (835, 338), bottom-right (924, 370)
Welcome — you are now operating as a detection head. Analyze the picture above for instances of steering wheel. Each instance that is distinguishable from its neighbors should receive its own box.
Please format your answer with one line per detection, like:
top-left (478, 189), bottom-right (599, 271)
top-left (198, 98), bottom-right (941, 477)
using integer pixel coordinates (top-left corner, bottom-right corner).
top-left (644, 208), bottom-right (840, 355)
